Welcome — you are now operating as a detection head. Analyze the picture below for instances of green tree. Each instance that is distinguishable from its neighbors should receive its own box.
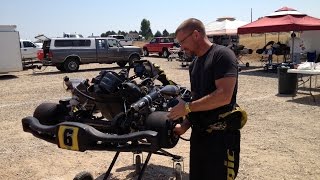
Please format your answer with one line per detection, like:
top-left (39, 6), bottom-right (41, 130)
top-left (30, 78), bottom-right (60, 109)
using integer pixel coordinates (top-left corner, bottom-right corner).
top-left (140, 19), bottom-right (153, 39)
top-left (162, 29), bottom-right (169, 37)
top-left (154, 31), bottom-right (162, 37)
top-left (129, 30), bottom-right (138, 33)
top-left (101, 31), bottom-right (116, 37)
top-left (118, 30), bottom-right (128, 36)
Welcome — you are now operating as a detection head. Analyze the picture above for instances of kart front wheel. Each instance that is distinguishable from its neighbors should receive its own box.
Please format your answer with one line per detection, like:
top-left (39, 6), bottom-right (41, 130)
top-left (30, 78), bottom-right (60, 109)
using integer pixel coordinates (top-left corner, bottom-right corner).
top-left (73, 171), bottom-right (94, 180)
top-left (33, 103), bottom-right (67, 125)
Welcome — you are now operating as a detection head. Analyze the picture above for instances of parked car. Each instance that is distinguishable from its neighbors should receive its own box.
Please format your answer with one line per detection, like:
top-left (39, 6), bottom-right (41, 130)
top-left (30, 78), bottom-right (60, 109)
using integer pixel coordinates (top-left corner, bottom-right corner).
top-left (37, 37), bottom-right (143, 72)
top-left (142, 37), bottom-right (178, 58)
top-left (108, 35), bottom-right (133, 46)
top-left (20, 39), bottom-right (41, 61)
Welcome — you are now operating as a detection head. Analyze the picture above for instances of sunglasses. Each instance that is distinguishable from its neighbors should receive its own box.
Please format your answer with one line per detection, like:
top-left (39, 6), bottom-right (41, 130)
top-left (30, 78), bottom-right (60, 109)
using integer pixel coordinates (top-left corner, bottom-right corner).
top-left (179, 31), bottom-right (195, 44)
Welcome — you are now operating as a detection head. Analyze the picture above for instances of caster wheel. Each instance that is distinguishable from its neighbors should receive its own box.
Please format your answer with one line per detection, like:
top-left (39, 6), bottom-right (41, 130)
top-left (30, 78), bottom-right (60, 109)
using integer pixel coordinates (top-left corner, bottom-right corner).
top-left (135, 155), bottom-right (142, 174)
top-left (174, 163), bottom-right (182, 180)
top-left (73, 171), bottom-right (93, 180)
top-left (263, 66), bottom-right (268, 71)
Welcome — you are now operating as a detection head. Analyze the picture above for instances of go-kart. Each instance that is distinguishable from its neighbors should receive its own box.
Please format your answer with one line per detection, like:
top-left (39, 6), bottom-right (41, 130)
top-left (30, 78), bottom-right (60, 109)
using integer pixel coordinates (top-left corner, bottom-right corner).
top-left (22, 60), bottom-right (191, 180)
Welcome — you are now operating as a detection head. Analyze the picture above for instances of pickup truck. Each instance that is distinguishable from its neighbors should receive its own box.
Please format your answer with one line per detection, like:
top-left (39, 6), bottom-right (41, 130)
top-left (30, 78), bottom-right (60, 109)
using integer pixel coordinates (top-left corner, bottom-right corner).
top-left (142, 37), bottom-right (177, 58)
top-left (38, 37), bottom-right (143, 72)
top-left (108, 35), bottom-right (133, 46)
top-left (20, 39), bottom-right (41, 61)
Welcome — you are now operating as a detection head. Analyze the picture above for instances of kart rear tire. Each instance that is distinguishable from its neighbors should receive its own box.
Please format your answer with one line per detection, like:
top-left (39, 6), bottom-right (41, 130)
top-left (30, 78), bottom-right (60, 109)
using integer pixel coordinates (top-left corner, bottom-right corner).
top-left (33, 103), bottom-right (67, 125)
top-left (145, 111), bottom-right (179, 148)
top-left (73, 171), bottom-right (94, 180)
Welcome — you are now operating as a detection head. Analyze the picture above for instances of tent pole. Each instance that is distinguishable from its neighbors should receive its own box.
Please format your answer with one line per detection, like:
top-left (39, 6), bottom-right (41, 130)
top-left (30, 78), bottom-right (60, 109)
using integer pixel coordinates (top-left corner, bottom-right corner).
top-left (291, 31), bottom-right (295, 64)
top-left (277, 32), bottom-right (280, 62)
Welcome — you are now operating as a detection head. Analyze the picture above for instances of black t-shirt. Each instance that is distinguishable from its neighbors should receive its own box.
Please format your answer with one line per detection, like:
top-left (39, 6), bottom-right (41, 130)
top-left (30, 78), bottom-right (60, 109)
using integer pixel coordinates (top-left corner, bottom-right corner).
top-left (188, 44), bottom-right (238, 129)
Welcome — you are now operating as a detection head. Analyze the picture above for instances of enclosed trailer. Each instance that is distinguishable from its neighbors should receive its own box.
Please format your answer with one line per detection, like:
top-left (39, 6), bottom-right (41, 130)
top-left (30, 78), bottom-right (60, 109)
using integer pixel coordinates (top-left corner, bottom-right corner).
top-left (0, 25), bottom-right (23, 74)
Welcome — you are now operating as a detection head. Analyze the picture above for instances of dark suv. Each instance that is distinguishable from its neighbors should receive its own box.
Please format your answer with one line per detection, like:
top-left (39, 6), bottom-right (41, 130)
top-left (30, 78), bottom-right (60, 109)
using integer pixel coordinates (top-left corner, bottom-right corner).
top-left (142, 37), bottom-right (177, 58)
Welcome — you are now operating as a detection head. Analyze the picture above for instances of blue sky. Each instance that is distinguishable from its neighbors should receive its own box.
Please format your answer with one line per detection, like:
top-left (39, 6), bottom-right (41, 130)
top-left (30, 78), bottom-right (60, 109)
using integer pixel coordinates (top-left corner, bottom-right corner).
top-left (1, 0), bottom-right (320, 40)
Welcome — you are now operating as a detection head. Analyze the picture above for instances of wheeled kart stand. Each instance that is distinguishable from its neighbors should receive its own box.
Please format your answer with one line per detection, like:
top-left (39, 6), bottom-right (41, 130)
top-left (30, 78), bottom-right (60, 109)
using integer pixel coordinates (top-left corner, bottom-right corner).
top-left (22, 116), bottom-right (185, 180)
top-left (97, 149), bottom-right (183, 180)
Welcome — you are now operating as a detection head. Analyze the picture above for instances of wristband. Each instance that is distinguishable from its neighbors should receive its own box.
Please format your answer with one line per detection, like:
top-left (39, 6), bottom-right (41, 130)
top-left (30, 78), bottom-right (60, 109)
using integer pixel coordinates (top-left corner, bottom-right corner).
top-left (185, 102), bottom-right (191, 113)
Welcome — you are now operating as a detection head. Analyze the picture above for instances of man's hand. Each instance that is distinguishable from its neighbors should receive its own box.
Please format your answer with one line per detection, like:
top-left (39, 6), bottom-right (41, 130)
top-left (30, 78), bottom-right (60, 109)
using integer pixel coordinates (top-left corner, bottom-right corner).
top-left (173, 120), bottom-right (191, 136)
top-left (167, 98), bottom-right (188, 120)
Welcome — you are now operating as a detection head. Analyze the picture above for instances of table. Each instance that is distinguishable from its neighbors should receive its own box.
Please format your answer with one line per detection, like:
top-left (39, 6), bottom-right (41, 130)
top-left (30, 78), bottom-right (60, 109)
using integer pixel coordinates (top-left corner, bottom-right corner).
top-left (287, 69), bottom-right (320, 101)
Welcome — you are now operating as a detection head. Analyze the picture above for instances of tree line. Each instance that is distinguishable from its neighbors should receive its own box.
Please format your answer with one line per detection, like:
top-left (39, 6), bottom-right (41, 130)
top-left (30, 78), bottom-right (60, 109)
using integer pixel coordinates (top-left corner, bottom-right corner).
top-left (101, 19), bottom-right (175, 40)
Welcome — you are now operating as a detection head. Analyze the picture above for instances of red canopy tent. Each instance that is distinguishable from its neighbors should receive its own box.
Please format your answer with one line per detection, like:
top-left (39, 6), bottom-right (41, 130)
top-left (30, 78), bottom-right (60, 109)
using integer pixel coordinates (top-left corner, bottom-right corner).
top-left (238, 7), bottom-right (320, 34)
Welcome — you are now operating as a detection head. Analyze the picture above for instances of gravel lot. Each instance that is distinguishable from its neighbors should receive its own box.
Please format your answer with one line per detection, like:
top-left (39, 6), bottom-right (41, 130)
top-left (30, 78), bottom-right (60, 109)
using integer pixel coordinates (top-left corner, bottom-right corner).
top-left (0, 57), bottom-right (319, 180)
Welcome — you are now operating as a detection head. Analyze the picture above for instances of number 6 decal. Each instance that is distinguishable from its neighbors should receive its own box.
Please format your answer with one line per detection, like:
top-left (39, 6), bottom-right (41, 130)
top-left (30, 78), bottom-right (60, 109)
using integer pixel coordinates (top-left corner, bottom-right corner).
top-left (58, 126), bottom-right (79, 151)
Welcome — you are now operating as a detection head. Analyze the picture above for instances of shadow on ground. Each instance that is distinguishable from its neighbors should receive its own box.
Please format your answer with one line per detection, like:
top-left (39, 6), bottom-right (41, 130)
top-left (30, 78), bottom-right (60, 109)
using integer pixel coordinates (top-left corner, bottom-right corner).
top-left (285, 93), bottom-right (320, 106)
top-left (239, 67), bottom-right (278, 78)
top-left (94, 163), bottom-right (189, 180)
top-left (0, 74), bottom-right (18, 80)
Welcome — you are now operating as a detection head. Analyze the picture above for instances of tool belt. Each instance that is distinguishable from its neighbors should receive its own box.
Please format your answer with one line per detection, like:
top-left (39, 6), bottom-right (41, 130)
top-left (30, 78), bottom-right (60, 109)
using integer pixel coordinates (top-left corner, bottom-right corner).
top-left (206, 105), bottom-right (247, 133)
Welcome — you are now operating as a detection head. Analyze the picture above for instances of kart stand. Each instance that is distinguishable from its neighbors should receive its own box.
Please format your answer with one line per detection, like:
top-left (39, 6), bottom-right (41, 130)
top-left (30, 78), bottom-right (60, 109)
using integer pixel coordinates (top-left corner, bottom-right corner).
top-left (102, 149), bottom-right (183, 180)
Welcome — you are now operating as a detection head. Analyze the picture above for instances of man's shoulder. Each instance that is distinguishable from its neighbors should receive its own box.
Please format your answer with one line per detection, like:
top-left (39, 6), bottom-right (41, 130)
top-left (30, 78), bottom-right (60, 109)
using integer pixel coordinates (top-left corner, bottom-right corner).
top-left (212, 44), bottom-right (236, 57)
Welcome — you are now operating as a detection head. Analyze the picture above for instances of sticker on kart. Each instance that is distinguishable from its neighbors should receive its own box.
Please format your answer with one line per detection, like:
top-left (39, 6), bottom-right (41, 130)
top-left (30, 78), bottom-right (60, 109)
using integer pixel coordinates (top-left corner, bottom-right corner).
top-left (57, 125), bottom-right (80, 151)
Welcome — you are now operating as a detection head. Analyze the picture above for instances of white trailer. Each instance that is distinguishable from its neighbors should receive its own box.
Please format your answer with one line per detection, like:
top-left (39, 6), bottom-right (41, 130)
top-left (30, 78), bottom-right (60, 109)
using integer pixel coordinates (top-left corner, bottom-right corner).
top-left (0, 25), bottom-right (23, 74)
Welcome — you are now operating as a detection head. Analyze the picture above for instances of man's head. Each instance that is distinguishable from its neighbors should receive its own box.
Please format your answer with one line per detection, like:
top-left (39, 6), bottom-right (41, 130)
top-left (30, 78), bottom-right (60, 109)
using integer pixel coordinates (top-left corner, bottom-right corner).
top-left (291, 32), bottom-right (296, 38)
top-left (175, 18), bottom-right (211, 56)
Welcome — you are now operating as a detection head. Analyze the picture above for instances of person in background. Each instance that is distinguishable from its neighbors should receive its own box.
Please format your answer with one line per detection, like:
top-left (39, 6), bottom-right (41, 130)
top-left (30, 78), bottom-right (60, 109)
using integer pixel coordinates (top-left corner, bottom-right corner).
top-left (267, 44), bottom-right (273, 65)
top-left (168, 18), bottom-right (240, 180)
top-left (288, 32), bottom-right (305, 64)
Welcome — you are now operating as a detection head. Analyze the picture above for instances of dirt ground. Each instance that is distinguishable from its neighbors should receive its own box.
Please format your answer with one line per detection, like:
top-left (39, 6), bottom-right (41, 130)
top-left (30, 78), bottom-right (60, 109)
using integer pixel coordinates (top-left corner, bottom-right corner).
top-left (0, 57), bottom-right (319, 180)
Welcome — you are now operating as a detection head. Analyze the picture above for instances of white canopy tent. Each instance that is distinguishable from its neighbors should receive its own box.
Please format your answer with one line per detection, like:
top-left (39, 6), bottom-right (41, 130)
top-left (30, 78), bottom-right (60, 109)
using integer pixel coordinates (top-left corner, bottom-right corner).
top-left (205, 17), bottom-right (248, 36)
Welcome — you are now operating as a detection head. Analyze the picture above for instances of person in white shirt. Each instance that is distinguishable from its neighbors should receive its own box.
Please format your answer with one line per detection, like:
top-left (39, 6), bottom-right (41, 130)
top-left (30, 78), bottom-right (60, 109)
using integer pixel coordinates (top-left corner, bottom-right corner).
top-left (287, 32), bottom-right (305, 64)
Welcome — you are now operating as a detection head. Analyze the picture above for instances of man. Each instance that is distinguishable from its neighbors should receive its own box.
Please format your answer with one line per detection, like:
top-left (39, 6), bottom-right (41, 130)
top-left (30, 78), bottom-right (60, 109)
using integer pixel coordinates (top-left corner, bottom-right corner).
top-left (168, 18), bottom-right (240, 180)
top-left (287, 32), bottom-right (305, 64)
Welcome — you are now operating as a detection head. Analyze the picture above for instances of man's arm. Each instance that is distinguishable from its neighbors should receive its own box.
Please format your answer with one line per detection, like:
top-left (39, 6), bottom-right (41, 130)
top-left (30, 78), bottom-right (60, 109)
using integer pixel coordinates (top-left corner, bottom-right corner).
top-left (188, 76), bottom-right (237, 112)
top-left (168, 76), bottom-right (236, 120)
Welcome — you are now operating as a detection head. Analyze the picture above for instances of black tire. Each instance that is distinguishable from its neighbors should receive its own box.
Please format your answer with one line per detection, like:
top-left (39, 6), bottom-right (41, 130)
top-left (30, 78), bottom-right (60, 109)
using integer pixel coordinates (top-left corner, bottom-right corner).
top-left (135, 155), bottom-right (142, 174)
top-left (64, 58), bottom-right (80, 72)
top-left (116, 61), bottom-right (127, 67)
top-left (56, 64), bottom-right (65, 72)
top-left (73, 171), bottom-right (94, 180)
top-left (174, 163), bottom-right (182, 180)
top-left (129, 55), bottom-right (140, 63)
top-left (246, 62), bottom-right (250, 67)
top-left (143, 48), bottom-right (149, 56)
top-left (145, 111), bottom-right (179, 148)
top-left (33, 103), bottom-right (67, 125)
top-left (162, 49), bottom-right (170, 58)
